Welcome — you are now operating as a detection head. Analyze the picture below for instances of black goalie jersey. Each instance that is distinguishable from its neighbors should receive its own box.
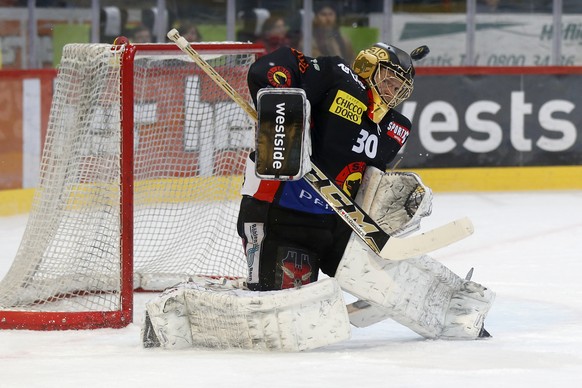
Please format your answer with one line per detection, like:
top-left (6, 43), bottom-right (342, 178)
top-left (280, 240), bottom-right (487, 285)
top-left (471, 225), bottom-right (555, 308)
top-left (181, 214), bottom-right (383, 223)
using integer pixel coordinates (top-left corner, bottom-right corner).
top-left (241, 46), bottom-right (412, 215)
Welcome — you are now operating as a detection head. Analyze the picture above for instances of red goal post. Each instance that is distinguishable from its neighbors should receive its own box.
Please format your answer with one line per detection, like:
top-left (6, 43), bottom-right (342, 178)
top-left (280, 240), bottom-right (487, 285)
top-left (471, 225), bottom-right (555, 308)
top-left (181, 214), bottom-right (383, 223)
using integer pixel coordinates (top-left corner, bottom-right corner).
top-left (0, 41), bottom-right (265, 330)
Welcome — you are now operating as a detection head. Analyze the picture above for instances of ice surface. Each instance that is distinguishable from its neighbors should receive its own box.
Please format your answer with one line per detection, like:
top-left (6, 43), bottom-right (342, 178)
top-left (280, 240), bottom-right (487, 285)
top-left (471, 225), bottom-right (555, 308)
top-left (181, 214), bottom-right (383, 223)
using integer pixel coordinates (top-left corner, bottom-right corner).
top-left (1, 191), bottom-right (581, 387)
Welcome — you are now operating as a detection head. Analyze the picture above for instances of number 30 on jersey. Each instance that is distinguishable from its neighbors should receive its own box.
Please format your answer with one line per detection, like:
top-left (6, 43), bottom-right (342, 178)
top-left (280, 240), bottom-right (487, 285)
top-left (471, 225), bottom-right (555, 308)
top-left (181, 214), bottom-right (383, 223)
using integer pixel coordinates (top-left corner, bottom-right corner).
top-left (352, 129), bottom-right (378, 158)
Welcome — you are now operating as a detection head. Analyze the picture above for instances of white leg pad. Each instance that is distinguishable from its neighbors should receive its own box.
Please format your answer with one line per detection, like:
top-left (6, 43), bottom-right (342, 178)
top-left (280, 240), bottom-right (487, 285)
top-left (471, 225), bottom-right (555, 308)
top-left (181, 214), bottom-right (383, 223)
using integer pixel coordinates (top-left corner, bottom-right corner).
top-left (346, 300), bottom-right (393, 328)
top-left (440, 280), bottom-right (496, 339)
top-left (144, 283), bottom-right (194, 349)
top-left (336, 234), bottom-right (494, 339)
top-left (144, 277), bottom-right (351, 351)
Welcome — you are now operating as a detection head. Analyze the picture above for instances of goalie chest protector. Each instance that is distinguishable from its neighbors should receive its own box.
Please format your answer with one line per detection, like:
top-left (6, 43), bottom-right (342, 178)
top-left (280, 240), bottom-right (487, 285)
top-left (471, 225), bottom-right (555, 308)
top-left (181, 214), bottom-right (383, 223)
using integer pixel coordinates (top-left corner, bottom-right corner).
top-left (255, 88), bottom-right (310, 180)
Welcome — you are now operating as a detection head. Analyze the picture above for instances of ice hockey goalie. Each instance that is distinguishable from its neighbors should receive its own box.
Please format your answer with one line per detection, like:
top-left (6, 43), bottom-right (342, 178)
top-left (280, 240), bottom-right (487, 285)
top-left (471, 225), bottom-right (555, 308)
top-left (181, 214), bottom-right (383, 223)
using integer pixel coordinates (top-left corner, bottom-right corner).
top-left (142, 167), bottom-right (494, 350)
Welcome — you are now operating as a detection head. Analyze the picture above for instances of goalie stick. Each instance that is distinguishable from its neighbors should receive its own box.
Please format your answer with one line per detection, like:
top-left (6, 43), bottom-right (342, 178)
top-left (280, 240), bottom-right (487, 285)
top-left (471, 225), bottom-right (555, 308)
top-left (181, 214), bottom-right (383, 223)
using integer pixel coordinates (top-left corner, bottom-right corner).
top-left (167, 29), bottom-right (473, 260)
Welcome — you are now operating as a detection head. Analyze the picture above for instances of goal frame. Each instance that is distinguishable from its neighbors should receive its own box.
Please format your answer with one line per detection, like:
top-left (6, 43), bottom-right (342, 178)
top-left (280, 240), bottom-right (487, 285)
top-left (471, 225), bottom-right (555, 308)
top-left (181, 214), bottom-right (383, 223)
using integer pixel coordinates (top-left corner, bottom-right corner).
top-left (0, 41), bottom-right (265, 330)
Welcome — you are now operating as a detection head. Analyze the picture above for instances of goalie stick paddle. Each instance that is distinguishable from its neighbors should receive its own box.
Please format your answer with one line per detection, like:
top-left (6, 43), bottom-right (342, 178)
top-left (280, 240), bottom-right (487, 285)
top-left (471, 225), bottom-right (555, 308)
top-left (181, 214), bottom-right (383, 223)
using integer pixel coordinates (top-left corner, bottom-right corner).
top-left (166, 29), bottom-right (473, 260)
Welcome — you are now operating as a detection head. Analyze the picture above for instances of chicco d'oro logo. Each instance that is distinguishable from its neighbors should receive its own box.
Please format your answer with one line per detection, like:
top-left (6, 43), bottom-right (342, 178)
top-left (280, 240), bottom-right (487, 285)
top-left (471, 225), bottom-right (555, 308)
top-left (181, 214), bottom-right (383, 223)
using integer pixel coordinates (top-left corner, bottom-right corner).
top-left (329, 90), bottom-right (367, 124)
top-left (267, 66), bottom-right (291, 87)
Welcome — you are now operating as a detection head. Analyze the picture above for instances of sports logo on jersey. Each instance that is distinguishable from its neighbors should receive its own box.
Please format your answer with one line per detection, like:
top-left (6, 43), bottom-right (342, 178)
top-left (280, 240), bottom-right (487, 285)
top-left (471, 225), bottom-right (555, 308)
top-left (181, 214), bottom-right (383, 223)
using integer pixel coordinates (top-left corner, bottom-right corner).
top-left (267, 66), bottom-right (291, 87)
top-left (335, 161), bottom-right (366, 197)
top-left (386, 121), bottom-right (410, 146)
top-left (329, 90), bottom-right (367, 124)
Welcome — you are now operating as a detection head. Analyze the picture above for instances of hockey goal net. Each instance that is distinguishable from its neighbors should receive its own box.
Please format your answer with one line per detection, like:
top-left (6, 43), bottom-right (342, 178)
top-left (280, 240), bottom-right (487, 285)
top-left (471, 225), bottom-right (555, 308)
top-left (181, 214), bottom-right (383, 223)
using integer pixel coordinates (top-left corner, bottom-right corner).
top-left (0, 41), bottom-right (265, 330)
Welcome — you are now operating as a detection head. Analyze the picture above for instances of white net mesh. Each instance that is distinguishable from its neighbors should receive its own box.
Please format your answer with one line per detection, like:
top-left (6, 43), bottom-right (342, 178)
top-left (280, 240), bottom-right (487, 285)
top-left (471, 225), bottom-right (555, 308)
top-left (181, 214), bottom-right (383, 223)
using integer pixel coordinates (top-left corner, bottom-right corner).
top-left (0, 43), bottom-right (259, 321)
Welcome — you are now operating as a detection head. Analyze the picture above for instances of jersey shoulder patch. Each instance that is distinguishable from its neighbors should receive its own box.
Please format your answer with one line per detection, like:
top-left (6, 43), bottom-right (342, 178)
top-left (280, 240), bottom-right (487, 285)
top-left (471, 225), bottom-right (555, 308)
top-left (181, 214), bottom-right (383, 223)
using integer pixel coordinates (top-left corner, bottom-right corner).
top-left (381, 110), bottom-right (412, 147)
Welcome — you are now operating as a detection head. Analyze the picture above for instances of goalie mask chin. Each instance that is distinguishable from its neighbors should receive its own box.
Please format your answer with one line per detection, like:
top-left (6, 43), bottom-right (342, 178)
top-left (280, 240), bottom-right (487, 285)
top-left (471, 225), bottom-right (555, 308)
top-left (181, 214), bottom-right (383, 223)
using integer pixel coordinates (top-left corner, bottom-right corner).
top-left (352, 43), bottom-right (417, 123)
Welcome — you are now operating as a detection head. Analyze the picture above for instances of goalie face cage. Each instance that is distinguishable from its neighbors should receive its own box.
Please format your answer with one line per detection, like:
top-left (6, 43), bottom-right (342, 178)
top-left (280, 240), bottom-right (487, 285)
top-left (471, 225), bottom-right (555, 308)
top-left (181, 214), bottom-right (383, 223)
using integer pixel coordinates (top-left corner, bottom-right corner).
top-left (0, 42), bottom-right (265, 330)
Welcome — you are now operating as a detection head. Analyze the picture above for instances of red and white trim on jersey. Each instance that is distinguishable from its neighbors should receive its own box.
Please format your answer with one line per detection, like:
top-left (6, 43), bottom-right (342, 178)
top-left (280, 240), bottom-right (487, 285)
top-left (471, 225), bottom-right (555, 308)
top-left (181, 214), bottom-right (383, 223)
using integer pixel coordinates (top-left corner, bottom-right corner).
top-left (241, 154), bottom-right (281, 202)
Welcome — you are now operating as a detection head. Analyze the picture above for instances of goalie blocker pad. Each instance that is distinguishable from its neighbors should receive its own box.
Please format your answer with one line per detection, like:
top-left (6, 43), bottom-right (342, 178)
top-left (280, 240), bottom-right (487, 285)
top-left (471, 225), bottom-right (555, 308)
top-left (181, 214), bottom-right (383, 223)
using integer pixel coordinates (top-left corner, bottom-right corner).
top-left (255, 88), bottom-right (311, 180)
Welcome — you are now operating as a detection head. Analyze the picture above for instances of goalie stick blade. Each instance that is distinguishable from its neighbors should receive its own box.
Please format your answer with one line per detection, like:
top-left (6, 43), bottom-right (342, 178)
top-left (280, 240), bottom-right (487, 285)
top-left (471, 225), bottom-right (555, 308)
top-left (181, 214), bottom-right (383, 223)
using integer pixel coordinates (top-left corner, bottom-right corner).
top-left (379, 217), bottom-right (474, 261)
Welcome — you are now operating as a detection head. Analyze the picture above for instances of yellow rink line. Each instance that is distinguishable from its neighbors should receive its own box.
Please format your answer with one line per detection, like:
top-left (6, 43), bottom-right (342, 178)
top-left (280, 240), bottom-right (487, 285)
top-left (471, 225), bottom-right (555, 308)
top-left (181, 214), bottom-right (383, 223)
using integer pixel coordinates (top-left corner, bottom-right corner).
top-left (0, 188), bottom-right (36, 217)
top-left (1, 166), bottom-right (581, 216)
top-left (403, 166), bottom-right (582, 192)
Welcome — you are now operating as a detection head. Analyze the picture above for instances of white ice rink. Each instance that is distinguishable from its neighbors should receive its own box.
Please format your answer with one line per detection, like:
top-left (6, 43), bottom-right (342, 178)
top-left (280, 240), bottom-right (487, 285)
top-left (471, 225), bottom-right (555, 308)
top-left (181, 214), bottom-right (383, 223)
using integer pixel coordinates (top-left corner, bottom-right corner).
top-left (1, 191), bottom-right (582, 388)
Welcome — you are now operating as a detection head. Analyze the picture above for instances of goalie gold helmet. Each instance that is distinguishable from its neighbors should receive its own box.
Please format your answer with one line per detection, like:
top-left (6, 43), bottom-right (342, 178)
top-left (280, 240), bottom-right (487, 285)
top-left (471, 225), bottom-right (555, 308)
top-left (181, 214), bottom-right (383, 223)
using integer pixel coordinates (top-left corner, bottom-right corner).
top-left (352, 43), bottom-right (429, 123)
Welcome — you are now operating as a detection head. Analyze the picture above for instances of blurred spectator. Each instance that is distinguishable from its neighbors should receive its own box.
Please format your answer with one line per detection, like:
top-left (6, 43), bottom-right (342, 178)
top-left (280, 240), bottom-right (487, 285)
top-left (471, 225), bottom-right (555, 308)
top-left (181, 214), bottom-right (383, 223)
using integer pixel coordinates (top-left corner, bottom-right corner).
top-left (180, 21), bottom-right (203, 42)
top-left (255, 16), bottom-right (291, 53)
top-left (130, 24), bottom-right (152, 43)
top-left (237, 8), bottom-right (271, 43)
top-left (309, 2), bottom-right (354, 63)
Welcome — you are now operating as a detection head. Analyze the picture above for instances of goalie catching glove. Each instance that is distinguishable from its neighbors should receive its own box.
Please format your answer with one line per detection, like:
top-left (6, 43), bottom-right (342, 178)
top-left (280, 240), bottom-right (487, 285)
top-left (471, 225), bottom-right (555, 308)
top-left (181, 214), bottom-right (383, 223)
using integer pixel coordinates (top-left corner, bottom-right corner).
top-left (355, 166), bottom-right (433, 236)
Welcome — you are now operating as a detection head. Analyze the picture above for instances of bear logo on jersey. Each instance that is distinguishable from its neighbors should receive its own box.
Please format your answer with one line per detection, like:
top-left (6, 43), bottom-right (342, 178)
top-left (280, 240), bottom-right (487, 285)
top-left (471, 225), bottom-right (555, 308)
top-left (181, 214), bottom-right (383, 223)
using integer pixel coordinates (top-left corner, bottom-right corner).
top-left (335, 161), bottom-right (366, 197)
top-left (267, 66), bottom-right (292, 87)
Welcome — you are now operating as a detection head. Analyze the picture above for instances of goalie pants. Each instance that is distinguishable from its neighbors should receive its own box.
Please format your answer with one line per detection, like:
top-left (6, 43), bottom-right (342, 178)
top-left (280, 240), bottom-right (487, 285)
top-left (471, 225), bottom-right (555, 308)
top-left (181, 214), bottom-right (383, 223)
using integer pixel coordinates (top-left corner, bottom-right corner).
top-left (237, 195), bottom-right (352, 291)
